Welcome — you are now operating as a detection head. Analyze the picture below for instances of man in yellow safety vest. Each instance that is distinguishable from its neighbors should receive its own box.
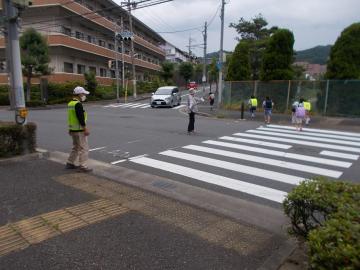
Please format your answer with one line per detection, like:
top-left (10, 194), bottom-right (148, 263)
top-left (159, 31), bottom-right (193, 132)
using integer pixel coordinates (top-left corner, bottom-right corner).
top-left (66, 86), bottom-right (92, 172)
top-left (248, 95), bottom-right (258, 119)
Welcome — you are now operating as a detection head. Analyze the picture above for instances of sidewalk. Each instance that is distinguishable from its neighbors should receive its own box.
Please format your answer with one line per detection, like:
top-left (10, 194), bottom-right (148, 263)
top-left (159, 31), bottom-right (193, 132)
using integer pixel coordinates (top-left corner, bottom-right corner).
top-left (0, 153), bottom-right (294, 270)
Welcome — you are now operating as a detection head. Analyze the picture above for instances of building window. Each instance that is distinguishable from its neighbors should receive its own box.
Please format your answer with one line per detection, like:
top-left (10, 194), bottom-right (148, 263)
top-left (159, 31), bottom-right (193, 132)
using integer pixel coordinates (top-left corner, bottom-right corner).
top-left (77, 64), bottom-right (85, 74)
top-left (100, 68), bottom-right (107, 77)
top-left (117, 47), bottom-right (122, 53)
top-left (89, 66), bottom-right (96, 75)
top-left (64, 62), bottom-right (73, 73)
top-left (62, 26), bottom-right (71, 36)
top-left (87, 35), bottom-right (94, 43)
top-left (110, 70), bottom-right (115, 78)
top-left (98, 40), bottom-right (106, 47)
top-left (108, 43), bottom-right (114, 50)
top-left (75, 31), bottom-right (84, 40)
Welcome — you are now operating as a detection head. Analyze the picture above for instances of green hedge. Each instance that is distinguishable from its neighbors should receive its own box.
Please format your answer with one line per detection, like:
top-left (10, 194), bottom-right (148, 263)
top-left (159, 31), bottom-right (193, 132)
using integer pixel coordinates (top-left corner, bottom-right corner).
top-left (0, 122), bottom-right (37, 158)
top-left (284, 178), bottom-right (360, 269)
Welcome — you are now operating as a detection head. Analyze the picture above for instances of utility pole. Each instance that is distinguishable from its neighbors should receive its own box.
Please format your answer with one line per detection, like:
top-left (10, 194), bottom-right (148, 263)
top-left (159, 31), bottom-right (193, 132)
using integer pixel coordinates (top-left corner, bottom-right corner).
top-left (218, 0), bottom-right (225, 105)
top-left (2, 0), bottom-right (28, 125)
top-left (202, 21), bottom-right (207, 91)
top-left (115, 25), bottom-right (120, 103)
top-left (127, 0), bottom-right (137, 99)
top-left (121, 16), bottom-right (125, 100)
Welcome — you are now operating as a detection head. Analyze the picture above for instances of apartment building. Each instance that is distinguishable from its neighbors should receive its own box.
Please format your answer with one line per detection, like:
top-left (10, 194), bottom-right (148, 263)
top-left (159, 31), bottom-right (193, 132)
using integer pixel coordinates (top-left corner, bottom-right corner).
top-left (0, 0), bottom-right (166, 85)
top-left (161, 42), bottom-right (190, 63)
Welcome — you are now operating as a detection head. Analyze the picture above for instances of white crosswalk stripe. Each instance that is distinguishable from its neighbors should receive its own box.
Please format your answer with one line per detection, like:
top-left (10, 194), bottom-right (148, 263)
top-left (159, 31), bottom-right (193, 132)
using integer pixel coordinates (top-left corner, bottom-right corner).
top-left (103, 103), bottom-right (184, 109)
top-left (124, 125), bottom-right (359, 205)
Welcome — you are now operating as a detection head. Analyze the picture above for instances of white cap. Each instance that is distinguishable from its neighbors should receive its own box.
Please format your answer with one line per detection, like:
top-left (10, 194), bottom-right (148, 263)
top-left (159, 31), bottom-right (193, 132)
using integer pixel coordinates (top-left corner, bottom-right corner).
top-left (73, 86), bottom-right (90, 95)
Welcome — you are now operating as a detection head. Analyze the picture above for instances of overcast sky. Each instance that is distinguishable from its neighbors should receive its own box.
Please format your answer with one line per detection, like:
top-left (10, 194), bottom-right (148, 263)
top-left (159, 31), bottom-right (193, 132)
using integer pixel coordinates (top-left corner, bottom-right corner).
top-left (118, 0), bottom-right (360, 56)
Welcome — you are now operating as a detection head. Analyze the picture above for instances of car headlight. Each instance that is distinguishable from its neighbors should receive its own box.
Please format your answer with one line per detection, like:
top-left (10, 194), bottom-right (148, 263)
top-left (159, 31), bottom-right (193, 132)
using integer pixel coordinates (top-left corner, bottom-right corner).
top-left (165, 97), bottom-right (171, 101)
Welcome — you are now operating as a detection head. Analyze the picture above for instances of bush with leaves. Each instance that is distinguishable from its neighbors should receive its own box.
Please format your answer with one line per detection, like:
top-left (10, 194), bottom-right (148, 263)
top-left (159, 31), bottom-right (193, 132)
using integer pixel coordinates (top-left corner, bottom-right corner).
top-left (283, 178), bottom-right (360, 238)
top-left (308, 203), bottom-right (360, 269)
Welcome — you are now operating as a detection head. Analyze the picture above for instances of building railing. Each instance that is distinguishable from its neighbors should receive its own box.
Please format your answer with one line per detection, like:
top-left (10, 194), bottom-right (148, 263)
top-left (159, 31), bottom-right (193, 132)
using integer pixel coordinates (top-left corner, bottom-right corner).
top-left (223, 80), bottom-right (360, 117)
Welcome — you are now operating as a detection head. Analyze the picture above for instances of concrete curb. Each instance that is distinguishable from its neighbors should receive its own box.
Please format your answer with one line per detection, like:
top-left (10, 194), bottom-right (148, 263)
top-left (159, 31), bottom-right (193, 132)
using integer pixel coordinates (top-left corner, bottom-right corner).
top-left (0, 152), bottom-right (43, 164)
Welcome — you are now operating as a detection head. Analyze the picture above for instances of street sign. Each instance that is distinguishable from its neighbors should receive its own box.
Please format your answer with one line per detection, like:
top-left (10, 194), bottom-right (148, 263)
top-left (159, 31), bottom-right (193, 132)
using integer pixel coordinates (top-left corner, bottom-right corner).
top-left (202, 75), bottom-right (206, 83)
top-left (216, 62), bottom-right (222, 70)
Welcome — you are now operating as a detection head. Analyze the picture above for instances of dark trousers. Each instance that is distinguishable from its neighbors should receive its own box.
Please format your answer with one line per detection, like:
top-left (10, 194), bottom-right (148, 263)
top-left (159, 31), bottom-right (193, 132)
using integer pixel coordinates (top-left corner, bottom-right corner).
top-left (188, 112), bottom-right (195, 132)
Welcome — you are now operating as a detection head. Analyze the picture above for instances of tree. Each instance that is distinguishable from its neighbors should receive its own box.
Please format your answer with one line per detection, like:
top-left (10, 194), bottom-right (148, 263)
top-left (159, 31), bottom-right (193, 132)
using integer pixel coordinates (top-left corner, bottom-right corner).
top-left (260, 29), bottom-right (295, 80)
top-left (326, 23), bottom-right (360, 79)
top-left (20, 28), bottom-right (50, 101)
top-left (208, 57), bottom-right (218, 92)
top-left (194, 63), bottom-right (203, 82)
top-left (179, 62), bottom-right (194, 84)
top-left (160, 61), bottom-right (175, 84)
top-left (84, 71), bottom-right (98, 94)
top-left (229, 14), bottom-right (277, 80)
top-left (227, 41), bottom-right (251, 81)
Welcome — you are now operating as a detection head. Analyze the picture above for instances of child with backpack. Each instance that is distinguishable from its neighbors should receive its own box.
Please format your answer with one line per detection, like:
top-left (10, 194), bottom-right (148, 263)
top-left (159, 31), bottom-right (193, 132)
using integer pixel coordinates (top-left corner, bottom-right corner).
top-left (262, 96), bottom-right (274, 124)
top-left (294, 98), bottom-right (306, 131)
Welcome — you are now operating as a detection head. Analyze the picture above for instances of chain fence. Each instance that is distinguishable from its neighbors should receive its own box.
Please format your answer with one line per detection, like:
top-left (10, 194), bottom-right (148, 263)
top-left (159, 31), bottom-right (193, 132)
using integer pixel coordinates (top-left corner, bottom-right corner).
top-left (222, 80), bottom-right (360, 117)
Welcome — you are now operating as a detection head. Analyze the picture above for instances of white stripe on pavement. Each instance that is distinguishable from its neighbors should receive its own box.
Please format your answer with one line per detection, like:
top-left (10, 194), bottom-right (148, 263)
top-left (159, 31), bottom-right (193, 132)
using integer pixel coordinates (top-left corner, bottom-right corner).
top-left (183, 145), bottom-right (343, 178)
top-left (130, 157), bottom-right (287, 203)
top-left (89, 147), bottom-right (106, 152)
top-left (160, 150), bottom-right (304, 185)
top-left (129, 104), bottom-right (149, 108)
top-left (219, 136), bottom-right (292, 149)
top-left (109, 103), bottom-right (136, 108)
top-left (247, 130), bottom-right (360, 147)
top-left (110, 159), bottom-right (127, 165)
top-left (267, 124), bottom-right (360, 138)
top-left (233, 133), bottom-right (360, 153)
top-left (172, 104), bottom-right (186, 109)
top-left (139, 104), bottom-right (151, 108)
top-left (202, 140), bottom-right (352, 168)
top-left (124, 103), bottom-right (144, 108)
top-left (104, 104), bottom-right (117, 108)
top-left (320, 151), bottom-right (359, 160)
top-left (257, 127), bottom-right (360, 142)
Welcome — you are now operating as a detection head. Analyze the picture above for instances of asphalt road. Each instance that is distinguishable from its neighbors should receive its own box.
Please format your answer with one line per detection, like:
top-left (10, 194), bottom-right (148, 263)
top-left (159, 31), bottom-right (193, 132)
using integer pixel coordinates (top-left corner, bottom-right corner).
top-left (1, 91), bottom-right (360, 210)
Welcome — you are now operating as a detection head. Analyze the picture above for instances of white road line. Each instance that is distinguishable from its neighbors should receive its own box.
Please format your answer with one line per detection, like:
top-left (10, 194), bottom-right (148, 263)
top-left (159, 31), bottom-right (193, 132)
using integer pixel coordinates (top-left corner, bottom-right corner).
top-left (139, 104), bottom-right (151, 108)
top-left (104, 104), bottom-right (117, 108)
top-left (172, 104), bottom-right (186, 109)
top-left (129, 154), bottom-right (148, 160)
top-left (247, 130), bottom-right (360, 147)
top-left (267, 124), bottom-right (360, 138)
top-left (111, 159), bottom-right (127, 164)
top-left (219, 136), bottom-right (292, 149)
top-left (124, 103), bottom-right (144, 108)
top-left (108, 103), bottom-right (135, 108)
top-left (257, 127), bottom-right (360, 142)
top-left (233, 133), bottom-right (360, 153)
top-left (320, 151), bottom-right (359, 160)
top-left (160, 150), bottom-right (304, 185)
top-left (130, 104), bottom-right (149, 108)
top-left (130, 157), bottom-right (287, 203)
top-left (183, 145), bottom-right (343, 178)
top-left (202, 140), bottom-right (352, 168)
top-left (89, 147), bottom-right (106, 152)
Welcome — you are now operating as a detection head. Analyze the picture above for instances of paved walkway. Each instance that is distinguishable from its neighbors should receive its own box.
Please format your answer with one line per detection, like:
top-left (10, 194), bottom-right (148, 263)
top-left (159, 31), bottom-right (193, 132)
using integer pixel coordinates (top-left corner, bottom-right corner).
top-left (0, 155), bottom-right (290, 270)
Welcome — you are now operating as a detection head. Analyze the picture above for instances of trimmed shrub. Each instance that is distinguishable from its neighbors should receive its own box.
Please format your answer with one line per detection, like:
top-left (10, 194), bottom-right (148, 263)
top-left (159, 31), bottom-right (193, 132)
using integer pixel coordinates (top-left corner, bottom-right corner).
top-left (308, 203), bottom-right (360, 269)
top-left (283, 178), bottom-right (359, 238)
top-left (0, 122), bottom-right (37, 157)
top-left (26, 100), bottom-right (46, 107)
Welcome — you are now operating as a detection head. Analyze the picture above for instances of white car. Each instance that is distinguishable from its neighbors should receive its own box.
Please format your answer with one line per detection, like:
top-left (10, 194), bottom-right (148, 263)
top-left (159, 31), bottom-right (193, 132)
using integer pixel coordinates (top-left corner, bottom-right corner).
top-left (150, 86), bottom-right (181, 108)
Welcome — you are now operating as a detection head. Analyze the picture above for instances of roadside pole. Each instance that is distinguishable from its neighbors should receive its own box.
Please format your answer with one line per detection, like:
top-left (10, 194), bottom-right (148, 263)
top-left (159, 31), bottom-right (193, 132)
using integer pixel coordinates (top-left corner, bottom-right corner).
top-left (128, 0), bottom-right (137, 99)
top-left (121, 16), bottom-right (126, 103)
top-left (115, 27), bottom-right (120, 103)
top-left (2, 0), bottom-right (27, 125)
top-left (217, 0), bottom-right (225, 106)
top-left (202, 21), bottom-right (207, 93)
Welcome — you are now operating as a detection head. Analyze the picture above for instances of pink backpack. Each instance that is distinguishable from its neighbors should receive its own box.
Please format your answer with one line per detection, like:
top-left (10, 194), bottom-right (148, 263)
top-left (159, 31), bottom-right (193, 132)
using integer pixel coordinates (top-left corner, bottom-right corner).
top-left (296, 106), bottom-right (306, 118)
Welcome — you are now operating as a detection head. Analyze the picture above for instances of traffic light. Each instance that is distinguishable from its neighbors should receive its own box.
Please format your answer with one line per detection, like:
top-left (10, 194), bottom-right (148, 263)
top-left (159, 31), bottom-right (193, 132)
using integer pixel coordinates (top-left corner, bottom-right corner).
top-left (0, 61), bottom-right (6, 72)
top-left (116, 31), bottom-right (134, 41)
top-left (11, 0), bottom-right (32, 8)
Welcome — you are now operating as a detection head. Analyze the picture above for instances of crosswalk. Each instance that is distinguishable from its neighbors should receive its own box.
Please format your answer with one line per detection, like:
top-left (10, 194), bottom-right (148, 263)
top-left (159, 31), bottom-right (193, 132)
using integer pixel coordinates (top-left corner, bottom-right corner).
top-left (104, 102), bottom-right (186, 109)
top-left (125, 125), bottom-right (359, 205)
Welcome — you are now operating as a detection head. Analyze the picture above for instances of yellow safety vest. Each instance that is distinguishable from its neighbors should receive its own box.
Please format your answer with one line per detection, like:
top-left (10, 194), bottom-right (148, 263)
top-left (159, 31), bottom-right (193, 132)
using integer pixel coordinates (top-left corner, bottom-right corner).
top-left (250, 98), bottom-right (258, 107)
top-left (303, 102), bottom-right (311, 111)
top-left (68, 100), bottom-right (87, 131)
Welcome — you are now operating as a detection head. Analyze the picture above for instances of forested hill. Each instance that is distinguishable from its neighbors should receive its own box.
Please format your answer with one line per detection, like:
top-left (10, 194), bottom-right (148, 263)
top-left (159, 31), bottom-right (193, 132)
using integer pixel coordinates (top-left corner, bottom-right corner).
top-left (295, 45), bottom-right (332, 65)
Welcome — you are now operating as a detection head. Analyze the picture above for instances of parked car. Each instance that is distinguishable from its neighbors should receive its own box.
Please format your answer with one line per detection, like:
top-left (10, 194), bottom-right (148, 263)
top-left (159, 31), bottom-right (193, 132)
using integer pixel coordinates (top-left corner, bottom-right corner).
top-left (187, 81), bottom-right (198, 89)
top-left (150, 86), bottom-right (181, 108)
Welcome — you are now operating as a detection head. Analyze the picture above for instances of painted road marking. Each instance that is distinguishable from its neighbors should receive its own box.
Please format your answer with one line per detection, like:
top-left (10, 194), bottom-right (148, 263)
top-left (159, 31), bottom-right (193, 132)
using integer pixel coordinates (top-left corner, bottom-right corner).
top-left (267, 124), bottom-right (360, 138)
top-left (320, 150), bottom-right (359, 160)
top-left (89, 147), bottom-right (106, 152)
top-left (139, 104), bottom-right (151, 108)
top-left (202, 140), bottom-right (352, 168)
top-left (233, 133), bottom-right (360, 153)
top-left (247, 130), bottom-right (360, 147)
top-left (219, 136), bottom-right (292, 149)
top-left (257, 127), bottom-right (360, 142)
top-left (110, 159), bottom-right (127, 165)
top-left (182, 145), bottom-right (343, 178)
top-left (159, 150), bottom-right (304, 185)
top-left (172, 104), bottom-right (186, 109)
top-left (130, 157), bottom-right (287, 203)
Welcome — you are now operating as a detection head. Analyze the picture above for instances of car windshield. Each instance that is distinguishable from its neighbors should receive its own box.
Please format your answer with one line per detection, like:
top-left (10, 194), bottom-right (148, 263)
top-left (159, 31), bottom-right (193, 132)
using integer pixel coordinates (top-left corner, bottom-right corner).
top-left (155, 88), bottom-right (172, 95)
